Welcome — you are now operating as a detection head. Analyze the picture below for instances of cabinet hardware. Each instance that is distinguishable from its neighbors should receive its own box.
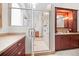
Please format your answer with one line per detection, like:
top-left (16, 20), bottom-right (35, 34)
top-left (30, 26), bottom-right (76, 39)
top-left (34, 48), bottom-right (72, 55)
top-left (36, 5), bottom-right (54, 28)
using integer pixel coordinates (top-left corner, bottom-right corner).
top-left (18, 51), bottom-right (22, 55)
top-left (18, 43), bottom-right (21, 46)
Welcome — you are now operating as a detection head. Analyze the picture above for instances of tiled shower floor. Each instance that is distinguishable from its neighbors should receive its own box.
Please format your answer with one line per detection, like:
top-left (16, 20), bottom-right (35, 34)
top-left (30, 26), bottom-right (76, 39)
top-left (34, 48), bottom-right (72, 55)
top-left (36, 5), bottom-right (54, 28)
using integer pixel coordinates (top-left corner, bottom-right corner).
top-left (34, 40), bottom-right (49, 52)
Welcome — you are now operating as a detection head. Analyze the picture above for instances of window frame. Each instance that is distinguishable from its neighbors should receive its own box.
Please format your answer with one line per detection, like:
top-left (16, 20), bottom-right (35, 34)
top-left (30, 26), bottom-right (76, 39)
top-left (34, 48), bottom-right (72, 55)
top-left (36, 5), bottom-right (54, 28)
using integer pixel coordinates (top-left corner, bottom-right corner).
top-left (9, 4), bottom-right (25, 27)
top-left (11, 8), bottom-right (24, 26)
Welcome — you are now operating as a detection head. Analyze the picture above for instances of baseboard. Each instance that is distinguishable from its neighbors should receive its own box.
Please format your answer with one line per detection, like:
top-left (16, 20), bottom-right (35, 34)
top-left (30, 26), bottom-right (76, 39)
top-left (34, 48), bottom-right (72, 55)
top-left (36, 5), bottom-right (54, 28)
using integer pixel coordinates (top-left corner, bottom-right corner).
top-left (25, 51), bottom-right (55, 56)
top-left (34, 51), bottom-right (55, 56)
top-left (25, 54), bottom-right (32, 56)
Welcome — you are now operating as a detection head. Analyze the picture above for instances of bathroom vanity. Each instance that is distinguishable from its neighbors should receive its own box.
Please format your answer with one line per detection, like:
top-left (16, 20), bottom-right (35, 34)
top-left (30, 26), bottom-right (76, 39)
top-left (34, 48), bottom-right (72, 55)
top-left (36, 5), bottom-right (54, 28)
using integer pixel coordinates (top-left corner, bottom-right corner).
top-left (56, 33), bottom-right (79, 51)
top-left (0, 33), bottom-right (25, 56)
top-left (55, 7), bottom-right (78, 51)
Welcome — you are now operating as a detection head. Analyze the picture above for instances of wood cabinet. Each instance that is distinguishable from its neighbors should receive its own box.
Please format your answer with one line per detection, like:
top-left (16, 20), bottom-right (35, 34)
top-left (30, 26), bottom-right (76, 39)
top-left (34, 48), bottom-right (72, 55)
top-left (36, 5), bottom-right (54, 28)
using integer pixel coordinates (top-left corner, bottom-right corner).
top-left (55, 35), bottom-right (70, 51)
top-left (55, 35), bottom-right (79, 51)
top-left (0, 3), bottom-right (2, 28)
top-left (72, 10), bottom-right (77, 32)
top-left (0, 37), bottom-right (25, 56)
top-left (70, 35), bottom-right (79, 48)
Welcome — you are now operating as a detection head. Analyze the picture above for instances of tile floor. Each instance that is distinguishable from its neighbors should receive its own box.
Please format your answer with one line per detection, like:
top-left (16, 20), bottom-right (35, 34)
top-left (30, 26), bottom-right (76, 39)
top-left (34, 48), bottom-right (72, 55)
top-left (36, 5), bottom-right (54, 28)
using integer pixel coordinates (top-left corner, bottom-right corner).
top-left (48, 49), bottom-right (79, 56)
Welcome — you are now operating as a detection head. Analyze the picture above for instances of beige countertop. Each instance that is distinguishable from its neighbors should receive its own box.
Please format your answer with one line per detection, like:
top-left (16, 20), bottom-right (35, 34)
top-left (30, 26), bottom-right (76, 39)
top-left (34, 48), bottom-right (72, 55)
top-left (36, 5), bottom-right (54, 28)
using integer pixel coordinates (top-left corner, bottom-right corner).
top-left (0, 34), bottom-right (25, 54)
top-left (55, 32), bottom-right (79, 35)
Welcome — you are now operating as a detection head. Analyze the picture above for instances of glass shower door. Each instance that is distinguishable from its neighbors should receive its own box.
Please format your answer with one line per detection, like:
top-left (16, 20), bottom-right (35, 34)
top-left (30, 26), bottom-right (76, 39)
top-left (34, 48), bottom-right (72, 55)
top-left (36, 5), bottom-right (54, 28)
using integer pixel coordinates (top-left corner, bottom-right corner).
top-left (33, 10), bottom-right (50, 53)
top-left (25, 3), bottom-right (51, 55)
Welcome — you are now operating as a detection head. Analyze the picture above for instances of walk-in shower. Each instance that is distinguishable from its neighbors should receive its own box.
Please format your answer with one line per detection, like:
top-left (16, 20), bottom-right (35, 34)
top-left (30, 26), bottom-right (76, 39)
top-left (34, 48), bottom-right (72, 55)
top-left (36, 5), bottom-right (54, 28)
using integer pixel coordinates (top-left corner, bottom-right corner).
top-left (11, 3), bottom-right (52, 55)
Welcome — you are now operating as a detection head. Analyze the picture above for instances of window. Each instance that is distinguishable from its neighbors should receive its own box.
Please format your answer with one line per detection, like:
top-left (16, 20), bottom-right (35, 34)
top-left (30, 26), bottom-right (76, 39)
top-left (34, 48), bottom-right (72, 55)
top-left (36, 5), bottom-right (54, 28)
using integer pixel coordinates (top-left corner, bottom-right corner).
top-left (11, 3), bottom-right (32, 26)
top-left (11, 4), bottom-right (23, 26)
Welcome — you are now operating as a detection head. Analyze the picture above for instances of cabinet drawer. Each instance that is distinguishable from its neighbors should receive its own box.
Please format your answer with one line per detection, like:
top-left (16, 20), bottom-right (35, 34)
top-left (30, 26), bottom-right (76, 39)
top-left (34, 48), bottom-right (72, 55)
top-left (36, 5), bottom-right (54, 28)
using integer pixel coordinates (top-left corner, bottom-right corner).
top-left (17, 38), bottom-right (25, 48)
top-left (16, 44), bottom-right (25, 56)
top-left (16, 48), bottom-right (25, 56)
top-left (56, 35), bottom-right (69, 39)
top-left (0, 43), bottom-right (17, 56)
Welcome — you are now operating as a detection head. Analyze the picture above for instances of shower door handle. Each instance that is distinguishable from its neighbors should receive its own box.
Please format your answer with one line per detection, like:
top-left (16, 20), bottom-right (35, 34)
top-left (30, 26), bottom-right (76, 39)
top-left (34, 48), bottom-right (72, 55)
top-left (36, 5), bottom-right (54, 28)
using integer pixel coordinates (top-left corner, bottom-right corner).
top-left (28, 28), bottom-right (35, 37)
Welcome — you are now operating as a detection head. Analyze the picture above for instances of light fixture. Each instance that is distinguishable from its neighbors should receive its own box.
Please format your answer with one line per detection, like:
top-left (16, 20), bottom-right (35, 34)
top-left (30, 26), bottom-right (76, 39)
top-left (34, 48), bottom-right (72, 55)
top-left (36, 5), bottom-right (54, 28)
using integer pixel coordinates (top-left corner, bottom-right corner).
top-left (64, 17), bottom-right (73, 20)
top-left (64, 17), bottom-right (69, 19)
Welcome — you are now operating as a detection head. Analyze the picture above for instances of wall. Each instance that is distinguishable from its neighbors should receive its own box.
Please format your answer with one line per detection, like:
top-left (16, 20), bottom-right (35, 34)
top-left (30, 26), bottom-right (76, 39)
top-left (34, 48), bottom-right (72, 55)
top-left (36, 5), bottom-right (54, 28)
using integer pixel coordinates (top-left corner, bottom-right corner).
top-left (0, 3), bottom-right (9, 33)
top-left (54, 3), bottom-right (79, 9)
top-left (49, 4), bottom-right (55, 51)
top-left (9, 27), bottom-right (26, 33)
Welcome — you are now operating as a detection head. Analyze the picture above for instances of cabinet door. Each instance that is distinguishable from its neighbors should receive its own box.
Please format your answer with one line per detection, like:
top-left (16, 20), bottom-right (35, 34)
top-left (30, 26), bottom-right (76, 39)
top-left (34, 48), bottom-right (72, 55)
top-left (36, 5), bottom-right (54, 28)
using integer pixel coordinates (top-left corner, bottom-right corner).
top-left (55, 35), bottom-right (62, 50)
top-left (70, 35), bottom-right (79, 48)
top-left (55, 35), bottom-right (70, 51)
top-left (17, 37), bottom-right (25, 56)
top-left (60, 35), bottom-right (71, 50)
top-left (62, 36), bottom-right (71, 49)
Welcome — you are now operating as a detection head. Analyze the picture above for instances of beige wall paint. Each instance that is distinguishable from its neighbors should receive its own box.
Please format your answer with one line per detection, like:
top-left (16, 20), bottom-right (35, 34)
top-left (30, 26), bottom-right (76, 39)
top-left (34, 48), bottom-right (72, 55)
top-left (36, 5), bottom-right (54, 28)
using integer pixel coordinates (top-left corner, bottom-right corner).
top-left (49, 4), bottom-right (55, 52)
top-left (0, 3), bottom-right (9, 33)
